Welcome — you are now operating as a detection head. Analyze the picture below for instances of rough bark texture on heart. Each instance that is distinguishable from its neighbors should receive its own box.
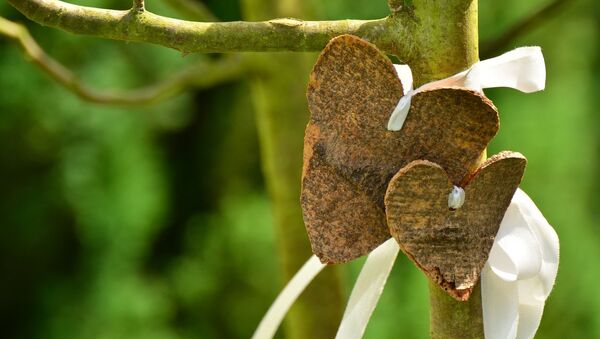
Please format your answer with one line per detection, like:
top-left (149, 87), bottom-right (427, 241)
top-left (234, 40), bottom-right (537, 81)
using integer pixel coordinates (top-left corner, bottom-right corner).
top-left (301, 34), bottom-right (500, 264)
top-left (384, 151), bottom-right (527, 300)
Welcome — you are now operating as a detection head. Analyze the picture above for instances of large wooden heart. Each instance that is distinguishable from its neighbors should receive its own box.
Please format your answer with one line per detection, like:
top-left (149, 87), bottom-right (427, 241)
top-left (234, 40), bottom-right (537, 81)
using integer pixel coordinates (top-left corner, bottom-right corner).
top-left (301, 34), bottom-right (500, 264)
top-left (384, 151), bottom-right (527, 300)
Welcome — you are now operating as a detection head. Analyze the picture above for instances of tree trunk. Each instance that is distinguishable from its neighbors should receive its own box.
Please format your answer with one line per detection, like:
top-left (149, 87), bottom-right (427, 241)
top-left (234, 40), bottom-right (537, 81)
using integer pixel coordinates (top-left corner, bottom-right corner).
top-left (391, 1), bottom-right (485, 337)
top-left (241, 1), bottom-right (344, 338)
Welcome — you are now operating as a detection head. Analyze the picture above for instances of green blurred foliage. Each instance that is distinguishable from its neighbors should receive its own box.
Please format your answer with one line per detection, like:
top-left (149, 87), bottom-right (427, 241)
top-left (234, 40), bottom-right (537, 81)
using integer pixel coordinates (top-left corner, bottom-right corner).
top-left (0, 0), bottom-right (598, 338)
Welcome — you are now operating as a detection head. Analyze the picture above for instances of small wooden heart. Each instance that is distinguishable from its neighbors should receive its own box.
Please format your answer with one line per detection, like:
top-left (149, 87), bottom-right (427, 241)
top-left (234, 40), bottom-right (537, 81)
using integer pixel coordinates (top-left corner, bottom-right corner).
top-left (384, 151), bottom-right (526, 300)
top-left (302, 35), bottom-right (500, 264)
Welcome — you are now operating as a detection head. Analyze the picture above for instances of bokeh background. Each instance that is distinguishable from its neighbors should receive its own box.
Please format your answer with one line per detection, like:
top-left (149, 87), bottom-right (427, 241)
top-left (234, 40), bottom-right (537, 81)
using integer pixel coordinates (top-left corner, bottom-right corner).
top-left (0, 0), bottom-right (598, 338)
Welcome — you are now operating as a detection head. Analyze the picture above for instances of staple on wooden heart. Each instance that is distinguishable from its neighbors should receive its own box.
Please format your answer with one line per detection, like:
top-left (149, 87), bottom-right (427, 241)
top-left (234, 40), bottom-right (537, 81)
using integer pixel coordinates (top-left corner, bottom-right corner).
top-left (302, 34), bottom-right (500, 264)
top-left (384, 151), bottom-right (527, 301)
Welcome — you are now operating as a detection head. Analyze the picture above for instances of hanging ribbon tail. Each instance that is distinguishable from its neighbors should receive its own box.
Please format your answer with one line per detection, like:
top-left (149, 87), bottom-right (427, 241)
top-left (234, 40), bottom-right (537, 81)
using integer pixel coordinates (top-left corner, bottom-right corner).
top-left (482, 265), bottom-right (520, 339)
top-left (512, 189), bottom-right (559, 299)
top-left (336, 238), bottom-right (400, 339)
top-left (515, 302), bottom-right (545, 339)
top-left (387, 46), bottom-right (546, 131)
top-left (252, 255), bottom-right (326, 339)
top-left (482, 188), bottom-right (559, 339)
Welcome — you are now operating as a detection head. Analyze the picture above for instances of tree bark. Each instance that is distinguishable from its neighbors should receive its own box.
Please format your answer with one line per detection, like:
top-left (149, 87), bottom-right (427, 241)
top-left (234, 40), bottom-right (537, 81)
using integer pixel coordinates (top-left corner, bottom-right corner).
top-left (429, 280), bottom-right (484, 338)
top-left (389, 0), bottom-right (479, 86)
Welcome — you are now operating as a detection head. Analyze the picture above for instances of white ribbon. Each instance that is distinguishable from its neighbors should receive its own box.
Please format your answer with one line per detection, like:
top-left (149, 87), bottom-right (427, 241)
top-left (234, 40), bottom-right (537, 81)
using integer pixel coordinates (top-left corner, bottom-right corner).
top-left (251, 255), bottom-right (325, 339)
top-left (388, 46), bottom-right (546, 131)
top-left (251, 240), bottom-right (400, 339)
top-left (482, 188), bottom-right (559, 339)
top-left (335, 239), bottom-right (400, 339)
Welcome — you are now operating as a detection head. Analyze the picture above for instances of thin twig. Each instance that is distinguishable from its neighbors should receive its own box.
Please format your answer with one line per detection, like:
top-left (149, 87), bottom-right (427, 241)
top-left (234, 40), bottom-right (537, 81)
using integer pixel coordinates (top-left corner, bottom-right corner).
top-left (481, 0), bottom-right (572, 58)
top-left (0, 16), bottom-right (248, 106)
top-left (162, 0), bottom-right (218, 22)
top-left (133, 0), bottom-right (145, 11)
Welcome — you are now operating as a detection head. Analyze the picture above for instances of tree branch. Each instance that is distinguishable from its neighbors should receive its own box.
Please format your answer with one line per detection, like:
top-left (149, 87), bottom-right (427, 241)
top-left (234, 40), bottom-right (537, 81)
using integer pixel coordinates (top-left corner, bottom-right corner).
top-left (481, 0), bottom-right (572, 58)
top-left (0, 16), bottom-right (247, 105)
top-left (163, 0), bottom-right (219, 22)
top-left (7, 0), bottom-right (398, 54)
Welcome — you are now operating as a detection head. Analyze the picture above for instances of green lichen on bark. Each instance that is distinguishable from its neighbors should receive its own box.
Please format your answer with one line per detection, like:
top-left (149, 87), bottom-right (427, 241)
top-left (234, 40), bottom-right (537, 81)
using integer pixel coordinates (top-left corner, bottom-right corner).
top-left (389, 0), bottom-right (479, 85)
top-left (429, 280), bottom-right (484, 339)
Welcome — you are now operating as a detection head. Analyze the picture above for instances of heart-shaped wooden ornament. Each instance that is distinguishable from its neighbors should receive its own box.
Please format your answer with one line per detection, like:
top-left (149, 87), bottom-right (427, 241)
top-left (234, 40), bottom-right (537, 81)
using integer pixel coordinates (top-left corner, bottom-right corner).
top-left (384, 151), bottom-right (527, 300)
top-left (302, 34), bottom-right (500, 264)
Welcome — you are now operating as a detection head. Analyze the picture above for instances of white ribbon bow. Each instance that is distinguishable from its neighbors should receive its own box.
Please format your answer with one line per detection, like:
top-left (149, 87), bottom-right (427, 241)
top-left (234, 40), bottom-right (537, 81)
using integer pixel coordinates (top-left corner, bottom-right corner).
top-left (252, 47), bottom-right (558, 339)
top-left (388, 46), bottom-right (546, 131)
top-left (482, 188), bottom-right (559, 339)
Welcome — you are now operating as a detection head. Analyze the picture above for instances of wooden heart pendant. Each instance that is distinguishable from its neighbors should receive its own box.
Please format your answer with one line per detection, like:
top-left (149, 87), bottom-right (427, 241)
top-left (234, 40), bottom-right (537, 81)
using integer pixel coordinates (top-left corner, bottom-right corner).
top-left (384, 151), bottom-right (527, 300)
top-left (301, 34), bottom-right (500, 264)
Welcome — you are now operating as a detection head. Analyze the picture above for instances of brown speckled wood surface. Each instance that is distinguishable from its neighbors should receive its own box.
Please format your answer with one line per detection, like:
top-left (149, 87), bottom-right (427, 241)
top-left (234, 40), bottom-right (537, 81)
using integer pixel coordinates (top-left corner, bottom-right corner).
top-left (302, 34), bottom-right (500, 264)
top-left (384, 151), bottom-right (527, 300)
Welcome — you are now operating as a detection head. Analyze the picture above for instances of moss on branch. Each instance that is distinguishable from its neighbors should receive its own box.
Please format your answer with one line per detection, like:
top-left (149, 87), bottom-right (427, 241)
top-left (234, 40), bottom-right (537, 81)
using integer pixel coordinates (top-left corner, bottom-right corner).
top-left (8, 0), bottom-right (397, 54)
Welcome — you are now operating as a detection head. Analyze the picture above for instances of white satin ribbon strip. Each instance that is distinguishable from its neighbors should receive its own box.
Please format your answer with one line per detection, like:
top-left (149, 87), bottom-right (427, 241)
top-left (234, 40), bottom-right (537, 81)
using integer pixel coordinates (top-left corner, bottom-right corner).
top-left (388, 46), bottom-right (546, 131)
top-left (393, 64), bottom-right (414, 96)
top-left (251, 255), bottom-right (325, 339)
top-left (482, 188), bottom-right (560, 339)
top-left (336, 238), bottom-right (400, 339)
top-left (388, 64), bottom-right (415, 130)
top-left (252, 240), bottom-right (400, 339)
